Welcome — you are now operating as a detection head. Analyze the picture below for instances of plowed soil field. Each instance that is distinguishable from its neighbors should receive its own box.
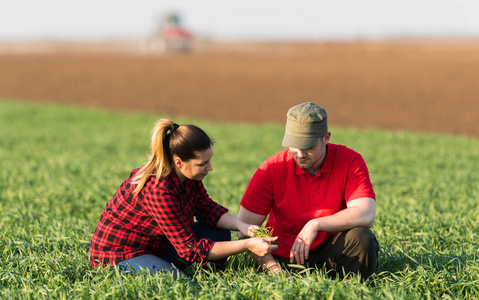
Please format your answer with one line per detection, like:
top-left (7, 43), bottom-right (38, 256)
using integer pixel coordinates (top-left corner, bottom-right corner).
top-left (1, 41), bottom-right (478, 138)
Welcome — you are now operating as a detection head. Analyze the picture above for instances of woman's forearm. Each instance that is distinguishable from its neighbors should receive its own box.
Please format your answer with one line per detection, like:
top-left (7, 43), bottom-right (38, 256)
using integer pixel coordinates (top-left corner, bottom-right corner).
top-left (216, 213), bottom-right (242, 231)
top-left (207, 239), bottom-right (248, 260)
top-left (207, 237), bottom-right (278, 261)
top-left (216, 212), bottom-right (252, 236)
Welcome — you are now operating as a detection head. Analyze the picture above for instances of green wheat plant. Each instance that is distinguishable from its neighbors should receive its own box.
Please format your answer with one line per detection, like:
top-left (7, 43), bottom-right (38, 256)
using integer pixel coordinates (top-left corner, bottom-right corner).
top-left (252, 227), bottom-right (273, 238)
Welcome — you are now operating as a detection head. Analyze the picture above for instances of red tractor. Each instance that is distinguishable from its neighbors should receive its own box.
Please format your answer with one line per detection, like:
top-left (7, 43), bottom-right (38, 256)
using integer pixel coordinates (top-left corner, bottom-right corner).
top-left (159, 13), bottom-right (194, 52)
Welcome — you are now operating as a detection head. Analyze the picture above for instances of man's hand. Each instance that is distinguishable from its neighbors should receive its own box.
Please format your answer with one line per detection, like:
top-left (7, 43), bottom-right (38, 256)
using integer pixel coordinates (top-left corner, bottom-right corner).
top-left (289, 219), bottom-right (319, 264)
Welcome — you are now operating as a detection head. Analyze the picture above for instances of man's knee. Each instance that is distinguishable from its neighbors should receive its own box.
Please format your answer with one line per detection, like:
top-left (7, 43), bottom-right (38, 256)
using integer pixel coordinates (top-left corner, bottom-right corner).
top-left (339, 227), bottom-right (379, 279)
top-left (344, 227), bottom-right (378, 254)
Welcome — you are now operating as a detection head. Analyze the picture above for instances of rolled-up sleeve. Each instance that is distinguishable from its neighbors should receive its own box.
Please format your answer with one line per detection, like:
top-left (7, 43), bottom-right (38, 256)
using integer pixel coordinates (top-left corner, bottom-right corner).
top-left (193, 181), bottom-right (228, 226)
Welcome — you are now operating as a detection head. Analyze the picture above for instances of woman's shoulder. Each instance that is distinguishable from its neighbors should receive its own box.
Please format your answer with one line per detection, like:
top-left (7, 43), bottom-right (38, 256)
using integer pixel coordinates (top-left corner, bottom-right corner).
top-left (135, 172), bottom-right (179, 198)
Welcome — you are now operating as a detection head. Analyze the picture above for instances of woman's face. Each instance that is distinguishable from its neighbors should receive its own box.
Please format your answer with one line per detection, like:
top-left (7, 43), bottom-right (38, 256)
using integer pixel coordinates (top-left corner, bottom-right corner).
top-left (174, 147), bottom-right (213, 182)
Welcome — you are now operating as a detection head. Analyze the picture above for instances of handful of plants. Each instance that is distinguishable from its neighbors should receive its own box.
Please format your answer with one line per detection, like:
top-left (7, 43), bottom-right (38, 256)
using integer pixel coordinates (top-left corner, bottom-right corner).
top-left (251, 227), bottom-right (278, 245)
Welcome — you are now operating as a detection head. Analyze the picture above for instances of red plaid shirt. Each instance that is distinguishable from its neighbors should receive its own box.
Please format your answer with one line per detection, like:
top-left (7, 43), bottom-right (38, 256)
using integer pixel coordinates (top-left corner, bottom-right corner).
top-left (90, 168), bottom-right (228, 267)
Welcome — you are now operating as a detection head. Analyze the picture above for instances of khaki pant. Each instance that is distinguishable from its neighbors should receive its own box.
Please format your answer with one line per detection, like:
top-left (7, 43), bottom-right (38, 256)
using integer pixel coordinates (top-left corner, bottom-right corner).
top-left (274, 227), bottom-right (379, 280)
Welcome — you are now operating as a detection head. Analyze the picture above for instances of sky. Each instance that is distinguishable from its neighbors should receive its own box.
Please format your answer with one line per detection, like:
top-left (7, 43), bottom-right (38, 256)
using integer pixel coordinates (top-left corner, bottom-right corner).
top-left (1, 0), bottom-right (479, 41)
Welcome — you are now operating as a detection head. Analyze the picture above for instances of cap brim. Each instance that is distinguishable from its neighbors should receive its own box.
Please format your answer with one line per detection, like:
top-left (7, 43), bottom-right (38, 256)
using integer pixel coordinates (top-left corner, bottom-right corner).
top-left (282, 133), bottom-right (319, 149)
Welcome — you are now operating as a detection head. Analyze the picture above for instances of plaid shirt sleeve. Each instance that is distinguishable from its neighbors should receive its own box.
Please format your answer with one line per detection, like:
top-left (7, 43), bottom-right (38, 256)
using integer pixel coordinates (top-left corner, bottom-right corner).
top-left (141, 177), bottom-right (227, 263)
top-left (193, 181), bottom-right (228, 226)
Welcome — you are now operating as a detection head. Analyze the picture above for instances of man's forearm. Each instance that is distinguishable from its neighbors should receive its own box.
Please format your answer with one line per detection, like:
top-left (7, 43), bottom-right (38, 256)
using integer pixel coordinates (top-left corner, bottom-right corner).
top-left (250, 252), bottom-right (282, 274)
top-left (312, 198), bottom-right (375, 232)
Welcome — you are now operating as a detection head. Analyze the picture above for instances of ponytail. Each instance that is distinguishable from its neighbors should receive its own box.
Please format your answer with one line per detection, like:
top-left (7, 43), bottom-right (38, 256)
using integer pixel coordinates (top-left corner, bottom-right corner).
top-left (132, 119), bottom-right (213, 195)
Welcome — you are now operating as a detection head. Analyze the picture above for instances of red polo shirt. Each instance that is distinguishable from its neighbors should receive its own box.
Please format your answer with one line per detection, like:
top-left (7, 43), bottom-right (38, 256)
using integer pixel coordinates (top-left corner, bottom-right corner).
top-left (240, 144), bottom-right (375, 258)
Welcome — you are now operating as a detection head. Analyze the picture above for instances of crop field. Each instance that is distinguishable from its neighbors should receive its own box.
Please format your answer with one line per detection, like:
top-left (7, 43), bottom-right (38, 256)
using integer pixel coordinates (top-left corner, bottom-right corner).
top-left (1, 41), bottom-right (479, 299)
top-left (1, 100), bottom-right (478, 299)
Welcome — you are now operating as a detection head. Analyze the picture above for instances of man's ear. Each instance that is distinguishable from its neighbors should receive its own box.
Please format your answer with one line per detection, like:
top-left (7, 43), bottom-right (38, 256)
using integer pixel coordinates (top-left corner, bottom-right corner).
top-left (324, 132), bottom-right (331, 144)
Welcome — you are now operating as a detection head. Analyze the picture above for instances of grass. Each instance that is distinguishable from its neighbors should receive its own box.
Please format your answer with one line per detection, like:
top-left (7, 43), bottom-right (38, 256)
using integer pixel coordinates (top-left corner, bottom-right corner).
top-left (1, 99), bottom-right (478, 299)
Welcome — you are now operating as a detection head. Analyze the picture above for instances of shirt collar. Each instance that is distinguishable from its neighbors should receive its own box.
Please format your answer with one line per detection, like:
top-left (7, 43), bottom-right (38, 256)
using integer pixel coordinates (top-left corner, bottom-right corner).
top-left (166, 171), bottom-right (190, 192)
top-left (320, 144), bottom-right (333, 174)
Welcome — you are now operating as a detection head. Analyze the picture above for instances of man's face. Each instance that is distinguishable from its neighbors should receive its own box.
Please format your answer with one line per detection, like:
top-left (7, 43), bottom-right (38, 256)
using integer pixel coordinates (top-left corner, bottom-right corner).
top-left (289, 132), bottom-right (331, 175)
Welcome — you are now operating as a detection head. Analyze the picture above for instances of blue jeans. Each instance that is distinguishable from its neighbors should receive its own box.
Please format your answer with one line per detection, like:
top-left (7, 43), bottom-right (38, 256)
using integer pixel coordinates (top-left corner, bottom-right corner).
top-left (116, 222), bottom-right (230, 278)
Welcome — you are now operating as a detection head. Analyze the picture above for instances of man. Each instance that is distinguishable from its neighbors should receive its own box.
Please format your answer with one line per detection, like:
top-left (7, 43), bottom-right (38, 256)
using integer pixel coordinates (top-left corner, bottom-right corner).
top-left (238, 102), bottom-right (379, 280)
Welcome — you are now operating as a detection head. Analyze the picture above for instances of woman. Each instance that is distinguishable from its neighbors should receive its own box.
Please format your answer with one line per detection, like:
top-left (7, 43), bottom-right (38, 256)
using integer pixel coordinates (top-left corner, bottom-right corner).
top-left (90, 119), bottom-right (277, 277)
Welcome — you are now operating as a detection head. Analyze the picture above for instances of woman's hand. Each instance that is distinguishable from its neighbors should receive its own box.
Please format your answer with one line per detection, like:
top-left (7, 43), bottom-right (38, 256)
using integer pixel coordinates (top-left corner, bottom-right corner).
top-left (246, 237), bottom-right (279, 257)
top-left (237, 222), bottom-right (261, 238)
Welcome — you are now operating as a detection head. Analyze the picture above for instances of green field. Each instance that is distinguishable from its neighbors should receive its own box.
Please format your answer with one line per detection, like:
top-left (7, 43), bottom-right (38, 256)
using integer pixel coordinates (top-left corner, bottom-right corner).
top-left (1, 100), bottom-right (478, 299)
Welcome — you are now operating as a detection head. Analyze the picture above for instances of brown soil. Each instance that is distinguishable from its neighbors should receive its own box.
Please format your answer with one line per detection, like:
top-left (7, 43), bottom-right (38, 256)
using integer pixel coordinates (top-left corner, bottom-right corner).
top-left (1, 41), bottom-right (478, 138)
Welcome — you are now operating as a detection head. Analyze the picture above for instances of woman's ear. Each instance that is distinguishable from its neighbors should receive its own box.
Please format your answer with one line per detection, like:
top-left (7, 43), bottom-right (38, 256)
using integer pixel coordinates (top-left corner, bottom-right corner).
top-left (173, 155), bottom-right (183, 169)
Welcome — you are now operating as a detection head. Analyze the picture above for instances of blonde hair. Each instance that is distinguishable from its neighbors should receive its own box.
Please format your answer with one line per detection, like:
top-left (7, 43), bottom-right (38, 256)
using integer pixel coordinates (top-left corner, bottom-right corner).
top-left (132, 119), bottom-right (213, 195)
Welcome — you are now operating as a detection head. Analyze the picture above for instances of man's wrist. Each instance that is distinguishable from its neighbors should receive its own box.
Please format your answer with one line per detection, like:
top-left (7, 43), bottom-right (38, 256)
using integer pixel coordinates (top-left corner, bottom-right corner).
top-left (265, 261), bottom-right (281, 274)
top-left (311, 218), bottom-right (321, 232)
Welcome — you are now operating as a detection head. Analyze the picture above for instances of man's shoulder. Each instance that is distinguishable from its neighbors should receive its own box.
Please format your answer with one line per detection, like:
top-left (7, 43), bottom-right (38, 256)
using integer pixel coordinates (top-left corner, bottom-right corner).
top-left (327, 143), bottom-right (370, 173)
top-left (255, 149), bottom-right (292, 175)
top-left (263, 149), bottom-right (291, 165)
top-left (329, 143), bottom-right (362, 159)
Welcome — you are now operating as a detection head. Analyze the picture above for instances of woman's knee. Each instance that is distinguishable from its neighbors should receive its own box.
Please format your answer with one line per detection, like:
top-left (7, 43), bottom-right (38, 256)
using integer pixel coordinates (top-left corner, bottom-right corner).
top-left (116, 254), bottom-right (186, 278)
top-left (217, 228), bottom-right (231, 242)
top-left (192, 222), bottom-right (231, 242)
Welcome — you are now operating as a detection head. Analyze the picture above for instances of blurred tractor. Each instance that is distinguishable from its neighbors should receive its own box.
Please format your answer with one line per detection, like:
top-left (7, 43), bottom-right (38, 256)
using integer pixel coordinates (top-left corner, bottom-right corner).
top-left (154, 13), bottom-right (194, 53)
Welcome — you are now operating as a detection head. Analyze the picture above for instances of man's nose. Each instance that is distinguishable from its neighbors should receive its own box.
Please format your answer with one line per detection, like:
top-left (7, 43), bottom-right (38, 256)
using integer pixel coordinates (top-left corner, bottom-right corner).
top-left (297, 149), bottom-right (306, 157)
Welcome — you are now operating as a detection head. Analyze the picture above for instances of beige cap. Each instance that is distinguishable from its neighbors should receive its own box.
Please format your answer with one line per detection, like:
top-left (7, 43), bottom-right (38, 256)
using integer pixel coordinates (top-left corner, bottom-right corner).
top-left (282, 102), bottom-right (328, 149)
